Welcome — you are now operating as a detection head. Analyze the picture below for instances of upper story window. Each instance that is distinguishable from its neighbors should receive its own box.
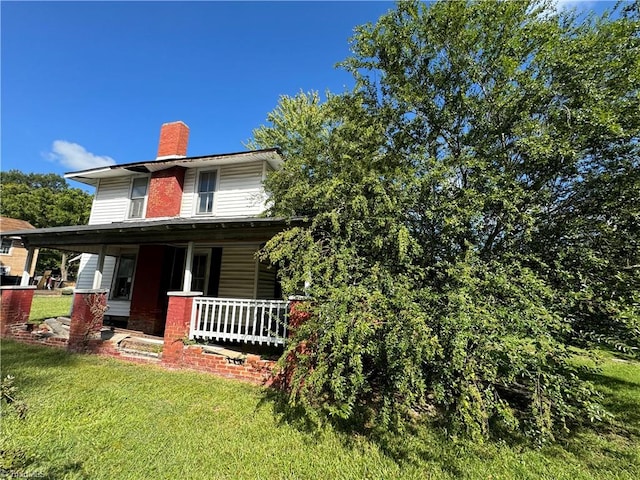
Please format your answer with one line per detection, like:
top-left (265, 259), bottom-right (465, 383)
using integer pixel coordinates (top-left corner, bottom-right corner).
top-left (129, 177), bottom-right (149, 219)
top-left (196, 170), bottom-right (217, 215)
top-left (0, 238), bottom-right (12, 255)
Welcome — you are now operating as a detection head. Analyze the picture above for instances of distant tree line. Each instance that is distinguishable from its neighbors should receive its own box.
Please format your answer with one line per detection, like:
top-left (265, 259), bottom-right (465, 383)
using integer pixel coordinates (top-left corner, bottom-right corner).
top-left (1, 170), bottom-right (92, 276)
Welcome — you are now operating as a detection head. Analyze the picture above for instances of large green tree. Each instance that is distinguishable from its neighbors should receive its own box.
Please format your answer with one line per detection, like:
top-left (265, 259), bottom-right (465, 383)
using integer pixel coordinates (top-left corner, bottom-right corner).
top-left (1, 170), bottom-right (92, 229)
top-left (1, 170), bottom-right (93, 276)
top-left (250, 0), bottom-right (639, 441)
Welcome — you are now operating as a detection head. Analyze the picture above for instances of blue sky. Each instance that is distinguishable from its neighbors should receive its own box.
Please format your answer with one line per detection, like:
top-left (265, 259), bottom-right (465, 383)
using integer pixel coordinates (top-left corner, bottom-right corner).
top-left (1, 1), bottom-right (614, 187)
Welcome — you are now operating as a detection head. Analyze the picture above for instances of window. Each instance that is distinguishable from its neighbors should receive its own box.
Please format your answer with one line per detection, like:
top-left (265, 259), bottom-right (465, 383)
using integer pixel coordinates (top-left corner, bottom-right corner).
top-left (0, 238), bottom-right (11, 255)
top-left (185, 248), bottom-right (221, 296)
top-left (196, 171), bottom-right (217, 215)
top-left (129, 177), bottom-right (148, 219)
top-left (191, 251), bottom-right (210, 293)
top-left (112, 254), bottom-right (136, 299)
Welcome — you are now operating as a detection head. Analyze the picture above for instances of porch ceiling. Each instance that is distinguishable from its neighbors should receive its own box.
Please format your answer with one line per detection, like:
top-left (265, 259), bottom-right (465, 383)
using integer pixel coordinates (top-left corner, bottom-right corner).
top-left (3, 217), bottom-right (305, 254)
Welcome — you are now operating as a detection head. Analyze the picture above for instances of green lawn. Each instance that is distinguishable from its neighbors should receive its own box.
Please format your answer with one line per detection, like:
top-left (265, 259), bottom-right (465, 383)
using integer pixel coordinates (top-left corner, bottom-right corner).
top-left (29, 294), bottom-right (73, 322)
top-left (1, 340), bottom-right (639, 480)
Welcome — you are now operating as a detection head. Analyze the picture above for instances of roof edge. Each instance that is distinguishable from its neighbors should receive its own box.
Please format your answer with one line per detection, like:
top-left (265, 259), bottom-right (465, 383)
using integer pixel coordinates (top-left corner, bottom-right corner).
top-left (64, 147), bottom-right (283, 178)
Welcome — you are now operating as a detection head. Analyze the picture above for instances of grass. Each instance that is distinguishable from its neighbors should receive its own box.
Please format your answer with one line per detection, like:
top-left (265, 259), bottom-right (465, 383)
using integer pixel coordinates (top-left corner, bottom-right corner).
top-left (29, 295), bottom-right (73, 322)
top-left (1, 340), bottom-right (639, 480)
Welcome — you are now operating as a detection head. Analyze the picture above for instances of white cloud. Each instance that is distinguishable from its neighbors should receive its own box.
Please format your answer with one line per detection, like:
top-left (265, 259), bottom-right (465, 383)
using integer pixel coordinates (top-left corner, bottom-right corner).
top-left (552, 0), bottom-right (596, 10)
top-left (47, 140), bottom-right (116, 170)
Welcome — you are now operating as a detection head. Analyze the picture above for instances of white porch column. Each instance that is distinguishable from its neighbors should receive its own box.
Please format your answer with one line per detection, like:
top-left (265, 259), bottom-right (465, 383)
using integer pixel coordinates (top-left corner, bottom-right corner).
top-left (20, 247), bottom-right (36, 286)
top-left (183, 241), bottom-right (194, 292)
top-left (92, 245), bottom-right (107, 289)
top-left (253, 257), bottom-right (259, 300)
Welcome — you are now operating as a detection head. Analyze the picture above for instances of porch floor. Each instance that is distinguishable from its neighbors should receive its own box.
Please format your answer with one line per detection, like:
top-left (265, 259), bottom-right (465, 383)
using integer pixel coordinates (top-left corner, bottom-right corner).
top-left (38, 318), bottom-right (280, 362)
top-left (100, 326), bottom-right (164, 342)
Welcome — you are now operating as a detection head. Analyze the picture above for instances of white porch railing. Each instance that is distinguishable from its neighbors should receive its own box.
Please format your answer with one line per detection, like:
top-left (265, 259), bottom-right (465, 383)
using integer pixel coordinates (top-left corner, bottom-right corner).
top-left (189, 297), bottom-right (289, 346)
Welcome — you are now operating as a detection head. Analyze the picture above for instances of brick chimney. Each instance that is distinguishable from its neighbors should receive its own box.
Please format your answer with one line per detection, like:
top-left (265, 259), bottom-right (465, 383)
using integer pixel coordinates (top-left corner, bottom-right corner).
top-left (156, 121), bottom-right (189, 159)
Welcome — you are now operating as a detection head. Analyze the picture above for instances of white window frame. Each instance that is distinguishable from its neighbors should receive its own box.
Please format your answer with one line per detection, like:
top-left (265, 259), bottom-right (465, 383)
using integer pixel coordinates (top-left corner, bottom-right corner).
top-left (193, 168), bottom-right (219, 216)
top-left (0, 238), bottom-right (12, 255)
top-left (128, 176), bottom-right (149, 220)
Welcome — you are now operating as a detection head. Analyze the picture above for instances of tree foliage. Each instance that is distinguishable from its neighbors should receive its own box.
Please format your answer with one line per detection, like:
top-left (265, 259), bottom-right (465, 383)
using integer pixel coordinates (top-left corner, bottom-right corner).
top-left (250, 0), bottom-right (639, 441)
top-left (0, 170), bottom-right (92, 229)
top-left (1, 170), bottom-right (93, 276)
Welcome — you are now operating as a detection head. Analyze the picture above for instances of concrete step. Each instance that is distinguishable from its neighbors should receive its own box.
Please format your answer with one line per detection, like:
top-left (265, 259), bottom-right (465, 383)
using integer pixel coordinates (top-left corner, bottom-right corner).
top-left (201, 344), bottom-right (246, 361)
top-left (119, 337), bottom-right (164, 357)
top-left (117, 349), bottom-right (162, 361)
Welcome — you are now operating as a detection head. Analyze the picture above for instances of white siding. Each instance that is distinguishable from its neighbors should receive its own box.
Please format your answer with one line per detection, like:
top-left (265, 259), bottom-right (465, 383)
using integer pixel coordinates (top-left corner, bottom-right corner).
top-left (76, 253), bottom-right (116, 291)
top-left (104, 300), bottom-right (130, 318)
top-left (180, 161), bottom-right (267, 218)
top-left (88, 177), bottom-right (131, 225)
top-left (217, 245), bottom-right (258, 299)
top-left (76, 253), bottom-right (116, 290)
top-left (180, 169), bottom-right (197, 217)
top-left (75, 253), bottom-right (95, 290)
top-left (90, 161), bottom-right (268, 222)
top-left (75, 253), bottom-right (130, 317)
top-left (215, 163), bottom-right (266, 216)
top-left (256, 261), bottom-right (278, 299)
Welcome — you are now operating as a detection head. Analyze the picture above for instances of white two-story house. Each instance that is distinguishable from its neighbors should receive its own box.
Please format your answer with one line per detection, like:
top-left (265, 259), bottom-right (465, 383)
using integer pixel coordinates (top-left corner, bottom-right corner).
top-left (12, 121), bottom-right (298, 339)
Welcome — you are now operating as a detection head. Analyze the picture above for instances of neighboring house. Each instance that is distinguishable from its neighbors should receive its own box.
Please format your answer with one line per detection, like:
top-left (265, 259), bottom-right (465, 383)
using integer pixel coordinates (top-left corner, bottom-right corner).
top-left (0, 217), bottom-right (38, 282)
top-left (7, 122), bottom-right (298, 342)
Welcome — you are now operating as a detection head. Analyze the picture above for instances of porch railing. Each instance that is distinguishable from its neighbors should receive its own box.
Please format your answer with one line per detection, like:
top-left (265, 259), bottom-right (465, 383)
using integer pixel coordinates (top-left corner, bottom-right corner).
top-left (189, 297), bottom-right (289, 346)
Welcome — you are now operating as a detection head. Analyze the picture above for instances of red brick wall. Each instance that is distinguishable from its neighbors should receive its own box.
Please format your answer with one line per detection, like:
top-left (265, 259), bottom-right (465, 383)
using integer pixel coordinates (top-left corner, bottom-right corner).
top-left (4, 290), bottom-right (278, 385)
top-left (146, 167), bottom-right (186, 218)
top-left (162, 293), bottom-right (195, 364)
top-left (156, 121), bottom-right (189, 158)
top-left (68, 290), bottom-right (108, 352)
top-left (162, 293), bottom-right (276, 384)
top-left (181, 347), bottom-right (276, 385)
top-left (0, 287), bottom-right (35, 336)
top-left (5, 325), bottom-right (68, 348)
top-left (128, 245), bottom-right (167, 335)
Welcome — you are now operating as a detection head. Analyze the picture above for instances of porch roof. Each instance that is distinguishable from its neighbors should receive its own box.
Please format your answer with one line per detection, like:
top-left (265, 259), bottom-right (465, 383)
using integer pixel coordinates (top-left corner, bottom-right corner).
top-left (3, 217), bottom-right (305, 255)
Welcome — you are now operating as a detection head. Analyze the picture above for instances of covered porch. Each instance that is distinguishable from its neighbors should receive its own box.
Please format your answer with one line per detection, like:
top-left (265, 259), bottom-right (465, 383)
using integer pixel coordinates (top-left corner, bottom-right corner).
top-left (8, 217), bottom-right (299, 345)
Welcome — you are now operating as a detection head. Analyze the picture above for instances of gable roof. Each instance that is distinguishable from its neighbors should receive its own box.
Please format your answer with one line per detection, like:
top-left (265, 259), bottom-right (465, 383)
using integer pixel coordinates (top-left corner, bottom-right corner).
top-left (64, 148), bottom-right (283, 187)
top-left (0, 216), bottom-right (35, 233)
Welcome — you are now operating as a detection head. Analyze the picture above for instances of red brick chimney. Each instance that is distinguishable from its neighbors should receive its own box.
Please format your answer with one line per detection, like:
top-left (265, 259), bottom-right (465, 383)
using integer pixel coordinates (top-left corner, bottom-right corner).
top-left (156, 121), bottom-right (189, 159)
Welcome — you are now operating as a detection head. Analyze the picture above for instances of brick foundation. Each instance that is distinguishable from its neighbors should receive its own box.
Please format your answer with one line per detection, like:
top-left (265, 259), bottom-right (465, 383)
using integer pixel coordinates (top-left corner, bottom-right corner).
top-left (162, 292), bottom-right (276, 384)
top-left (3, 323), bottom-right (68, 349)
top-left (68, 289), bottom-right (108, 353)
top-left (4, 288), bottom-right (283, 387)
top-left (180, 347), bottom-right (276, 384)
top-left (0, 286), bottom-right (36, 336)
top-left (1, 286), bottom-right (69, 349)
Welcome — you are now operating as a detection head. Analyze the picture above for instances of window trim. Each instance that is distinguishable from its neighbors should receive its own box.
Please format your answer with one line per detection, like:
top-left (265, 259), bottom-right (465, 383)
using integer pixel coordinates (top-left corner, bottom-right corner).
top-left (110, 253), bottom-right (137, 300)
top-left (127, 176), bottom-right (149, 220)
top-left (191, 248), bottom-right (211, 294)
top-left (193, 168), bottom-right (219, 216)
